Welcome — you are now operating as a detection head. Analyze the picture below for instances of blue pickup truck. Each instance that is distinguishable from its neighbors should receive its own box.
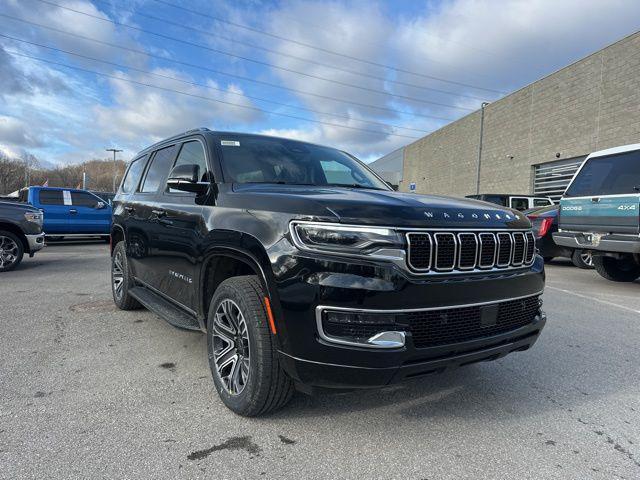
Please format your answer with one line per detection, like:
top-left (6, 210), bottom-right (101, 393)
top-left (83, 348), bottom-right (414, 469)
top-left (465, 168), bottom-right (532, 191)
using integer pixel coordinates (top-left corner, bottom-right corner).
top-left (18, 187), bottom-right (112, 240)
top-left (554, 143), bottom-right (640, 282)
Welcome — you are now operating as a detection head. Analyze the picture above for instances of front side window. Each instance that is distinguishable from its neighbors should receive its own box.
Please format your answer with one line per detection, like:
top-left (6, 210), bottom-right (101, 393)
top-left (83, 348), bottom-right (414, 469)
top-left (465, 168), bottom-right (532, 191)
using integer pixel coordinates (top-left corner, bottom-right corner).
top-left (71, 191), bottom-right (101, 208)
top-left (121, 155), bottom-right (148, 193)
top-left (172, 141), bottom-right (208, 180)
top-left (140, 146), bottom-right (176, 193)
top-left (38, 190), bottom-right (64, 205)
top-left (218, 136), bottom-right (388, 190)
top-left (565, 150), bottom-right (640, 197)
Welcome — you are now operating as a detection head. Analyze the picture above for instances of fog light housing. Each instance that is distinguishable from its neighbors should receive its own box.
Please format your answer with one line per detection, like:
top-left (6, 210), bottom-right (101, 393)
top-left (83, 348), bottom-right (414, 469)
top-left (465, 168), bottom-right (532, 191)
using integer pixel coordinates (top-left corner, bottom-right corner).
top-left (317, 309), bottom-right (406, 349)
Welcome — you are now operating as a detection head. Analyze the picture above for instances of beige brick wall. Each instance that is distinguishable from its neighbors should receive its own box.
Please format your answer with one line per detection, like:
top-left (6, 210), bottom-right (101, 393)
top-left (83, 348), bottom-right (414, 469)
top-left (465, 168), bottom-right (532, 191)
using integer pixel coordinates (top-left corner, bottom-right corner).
top-left (401, 32), bottom-right (640, 196)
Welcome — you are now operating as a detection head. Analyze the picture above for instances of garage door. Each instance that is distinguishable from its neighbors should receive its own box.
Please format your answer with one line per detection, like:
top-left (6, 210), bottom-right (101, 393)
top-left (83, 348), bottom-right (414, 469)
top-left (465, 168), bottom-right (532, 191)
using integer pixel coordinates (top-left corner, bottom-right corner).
top-left (533, 157), bottom-right (585, 202)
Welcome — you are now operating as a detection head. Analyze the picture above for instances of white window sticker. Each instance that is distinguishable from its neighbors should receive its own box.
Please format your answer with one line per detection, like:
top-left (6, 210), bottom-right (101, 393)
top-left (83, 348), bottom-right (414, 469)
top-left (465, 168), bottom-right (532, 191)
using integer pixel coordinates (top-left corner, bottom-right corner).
top-left (63, 190), bottom-right (72, 206)
top-left (221, 140), bottom-right (240, 146)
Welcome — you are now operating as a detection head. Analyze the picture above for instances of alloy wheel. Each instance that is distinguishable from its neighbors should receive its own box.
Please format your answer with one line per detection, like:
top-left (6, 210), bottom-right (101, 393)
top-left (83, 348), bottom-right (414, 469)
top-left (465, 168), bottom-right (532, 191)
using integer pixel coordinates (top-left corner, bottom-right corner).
top-left (581, 251), bottom-right (594, 267)
top-left (0, 235), bottom-right (19, 270)
top-left (212, 299), bottom-right (250, 395)
top-left (112, 250), bottom-right (124, 300)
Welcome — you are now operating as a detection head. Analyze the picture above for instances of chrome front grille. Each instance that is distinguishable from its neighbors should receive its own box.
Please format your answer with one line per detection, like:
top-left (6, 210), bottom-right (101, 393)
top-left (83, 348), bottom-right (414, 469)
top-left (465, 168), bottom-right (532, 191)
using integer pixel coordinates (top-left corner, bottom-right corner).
top-left (407, 231), bottom-right (536, 273)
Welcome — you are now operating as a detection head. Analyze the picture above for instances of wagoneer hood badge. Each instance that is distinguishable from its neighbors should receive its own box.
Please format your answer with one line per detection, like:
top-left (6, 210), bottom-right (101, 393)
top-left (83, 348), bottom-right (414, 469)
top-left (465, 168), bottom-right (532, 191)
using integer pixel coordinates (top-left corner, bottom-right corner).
top-left (424, 210), bottom-right (521, 221)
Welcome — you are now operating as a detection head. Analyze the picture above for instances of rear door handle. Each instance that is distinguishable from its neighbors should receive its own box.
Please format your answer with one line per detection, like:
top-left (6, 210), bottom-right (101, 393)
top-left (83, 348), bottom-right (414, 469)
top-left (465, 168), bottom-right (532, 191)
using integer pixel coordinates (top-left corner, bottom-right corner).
top-left (69, 209), bottom-right (77, 214)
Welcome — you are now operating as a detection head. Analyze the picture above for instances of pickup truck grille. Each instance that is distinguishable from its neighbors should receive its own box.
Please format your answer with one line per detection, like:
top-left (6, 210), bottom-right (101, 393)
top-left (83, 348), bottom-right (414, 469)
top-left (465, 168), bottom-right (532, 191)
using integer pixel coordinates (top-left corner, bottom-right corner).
top-left (404, 295), bottom-right (541, 348)
top-left (406, 231), bottom-right (536, 273)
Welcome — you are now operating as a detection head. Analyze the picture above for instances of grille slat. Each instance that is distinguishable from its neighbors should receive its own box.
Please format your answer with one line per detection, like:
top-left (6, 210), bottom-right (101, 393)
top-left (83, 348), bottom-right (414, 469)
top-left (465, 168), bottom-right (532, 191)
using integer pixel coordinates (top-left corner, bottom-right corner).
top-left (406, 233), bottom-right (432, 270)
top-left (457, 233), bottom-right (477, 270)
top-left (434, 233), bottom-right (456, 271)
top-left (407, 230), bottom-right (535, 273)
top-left (403, 295), bottom-right (540, 348)
top-left (478, 233), bottom-right (496, 268)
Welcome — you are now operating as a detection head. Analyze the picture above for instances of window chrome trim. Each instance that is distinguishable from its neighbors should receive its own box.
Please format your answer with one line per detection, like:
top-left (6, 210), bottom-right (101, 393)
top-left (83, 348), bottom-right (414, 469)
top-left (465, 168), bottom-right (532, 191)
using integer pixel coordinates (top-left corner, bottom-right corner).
top-left (406, 232), bottom-right (432, 271)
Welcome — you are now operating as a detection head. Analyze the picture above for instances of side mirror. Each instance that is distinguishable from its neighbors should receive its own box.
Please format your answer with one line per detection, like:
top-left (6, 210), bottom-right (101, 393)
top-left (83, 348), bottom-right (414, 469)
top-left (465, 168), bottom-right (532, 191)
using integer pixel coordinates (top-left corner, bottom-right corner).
top-left (167, 164), bottom-right (208, 194)
top-left (95, 201), bottom-right (106, 209)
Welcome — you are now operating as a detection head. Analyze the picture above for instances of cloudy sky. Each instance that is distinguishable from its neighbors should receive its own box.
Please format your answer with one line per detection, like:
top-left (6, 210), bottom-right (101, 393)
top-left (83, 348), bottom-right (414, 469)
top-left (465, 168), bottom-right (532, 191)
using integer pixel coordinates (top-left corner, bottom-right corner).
top-left (1, 0), bottom-right (639, 167)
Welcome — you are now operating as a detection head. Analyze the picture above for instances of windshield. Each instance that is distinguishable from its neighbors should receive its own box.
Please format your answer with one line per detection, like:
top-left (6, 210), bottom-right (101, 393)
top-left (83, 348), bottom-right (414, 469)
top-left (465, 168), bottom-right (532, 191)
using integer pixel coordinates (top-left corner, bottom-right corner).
top-left (218, 136), bottom-right (389, 190)
top-left (565, 149), bottom-right (640, 197)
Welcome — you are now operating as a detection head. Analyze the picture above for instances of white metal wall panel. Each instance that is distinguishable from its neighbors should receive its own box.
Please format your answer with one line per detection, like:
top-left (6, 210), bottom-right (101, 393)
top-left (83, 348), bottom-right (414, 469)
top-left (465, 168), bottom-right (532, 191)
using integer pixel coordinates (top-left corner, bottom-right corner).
top-left (533, 157), bottom-right (585, 202)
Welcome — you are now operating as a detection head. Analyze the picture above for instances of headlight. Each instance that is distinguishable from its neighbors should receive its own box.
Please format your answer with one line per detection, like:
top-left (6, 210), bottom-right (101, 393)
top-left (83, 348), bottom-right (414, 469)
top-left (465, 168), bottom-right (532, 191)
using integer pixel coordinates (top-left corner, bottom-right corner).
top-left (290, 221), bottom-right (404, 258)
top-left (24, 211), bottom-right (43, 226)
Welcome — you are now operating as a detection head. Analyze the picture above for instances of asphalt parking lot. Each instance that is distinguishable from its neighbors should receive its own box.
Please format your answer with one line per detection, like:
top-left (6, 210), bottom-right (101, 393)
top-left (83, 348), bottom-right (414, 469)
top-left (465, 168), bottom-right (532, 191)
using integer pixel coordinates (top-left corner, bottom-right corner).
top-left (1, 244), bottom-right (639, 479)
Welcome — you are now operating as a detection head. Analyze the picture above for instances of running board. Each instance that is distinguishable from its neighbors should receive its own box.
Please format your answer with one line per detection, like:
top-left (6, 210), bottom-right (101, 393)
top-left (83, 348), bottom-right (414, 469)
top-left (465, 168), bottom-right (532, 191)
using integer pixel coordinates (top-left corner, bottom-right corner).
top-left (129, 286), bottom-right (200, 331)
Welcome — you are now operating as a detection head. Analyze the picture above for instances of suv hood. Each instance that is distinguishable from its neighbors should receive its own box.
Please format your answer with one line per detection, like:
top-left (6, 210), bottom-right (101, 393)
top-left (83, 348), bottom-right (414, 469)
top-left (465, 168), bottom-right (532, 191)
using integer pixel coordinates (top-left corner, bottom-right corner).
top-left (0, 200), bottom-right (39, 213)
top-left (230, 184), bottom-right (530, 229)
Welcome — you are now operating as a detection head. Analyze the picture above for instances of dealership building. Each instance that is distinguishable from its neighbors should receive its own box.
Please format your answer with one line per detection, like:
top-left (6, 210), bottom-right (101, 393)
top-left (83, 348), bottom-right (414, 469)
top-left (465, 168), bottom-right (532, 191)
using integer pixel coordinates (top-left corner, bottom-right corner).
top-left (371, 31), bottom-right (640, 201)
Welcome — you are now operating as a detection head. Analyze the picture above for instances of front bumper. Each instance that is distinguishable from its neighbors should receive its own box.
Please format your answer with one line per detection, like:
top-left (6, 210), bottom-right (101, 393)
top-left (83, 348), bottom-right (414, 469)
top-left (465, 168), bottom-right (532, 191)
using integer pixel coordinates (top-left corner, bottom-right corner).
top-left (553, 231), bottom-right (640, 253)
top-left (272, 253), bottom-right (546, 389)
top-left (280, 312), bottom-right (545, 389)
top-left (25, 233), bottom-right (45, 254)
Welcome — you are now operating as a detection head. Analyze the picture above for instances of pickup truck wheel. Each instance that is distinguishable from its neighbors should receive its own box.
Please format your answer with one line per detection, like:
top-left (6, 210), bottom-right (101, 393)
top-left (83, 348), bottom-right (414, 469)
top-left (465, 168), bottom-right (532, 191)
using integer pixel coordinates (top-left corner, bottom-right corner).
top-left (207, 275), bottom-right (293, 416)
top-left (592, 255), bottom-right (640, 282)
top-left (0, 231), bottom-right (24, 272)
top-left (571, 249), bottom-right (594, 269)
top-left (111, 241), bottom-right (141, 310)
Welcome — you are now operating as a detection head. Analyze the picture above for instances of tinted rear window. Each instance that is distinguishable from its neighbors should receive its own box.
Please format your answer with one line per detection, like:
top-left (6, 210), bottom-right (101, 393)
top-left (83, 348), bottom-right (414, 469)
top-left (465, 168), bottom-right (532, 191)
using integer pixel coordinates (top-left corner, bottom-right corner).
top-left (533, 198), bottom-right (552, 207)
top-left (482, 195), bottom-right (507, 206)
top-left (140, 146), bottom-right (176, 193)
top-left (121, 155), bottom-right (148, 193)
top-left (38, 190), bottom-right (64, 205)
top-left (565, 150), bottom-right (640, 197)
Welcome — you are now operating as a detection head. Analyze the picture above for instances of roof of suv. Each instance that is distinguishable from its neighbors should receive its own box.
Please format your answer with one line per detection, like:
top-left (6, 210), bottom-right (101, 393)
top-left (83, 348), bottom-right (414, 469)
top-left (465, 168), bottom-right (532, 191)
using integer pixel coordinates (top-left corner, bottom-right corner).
top-left (135, 128), bottom-right (343, 158)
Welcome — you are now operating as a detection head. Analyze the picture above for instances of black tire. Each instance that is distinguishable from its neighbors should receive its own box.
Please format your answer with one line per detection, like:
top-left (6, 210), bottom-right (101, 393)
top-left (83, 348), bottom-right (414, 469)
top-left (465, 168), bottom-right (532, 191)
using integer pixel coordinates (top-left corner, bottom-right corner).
top-left (111, 241), bottom-right (141, 310)
top-left (207, 275), bottom-right (293, 416)
top-left (0, 230), bottom-right (25, 272)
top-left (592, 255), bottom-right (640, 282)
top-left (571, 249), bottom-right (594, 269)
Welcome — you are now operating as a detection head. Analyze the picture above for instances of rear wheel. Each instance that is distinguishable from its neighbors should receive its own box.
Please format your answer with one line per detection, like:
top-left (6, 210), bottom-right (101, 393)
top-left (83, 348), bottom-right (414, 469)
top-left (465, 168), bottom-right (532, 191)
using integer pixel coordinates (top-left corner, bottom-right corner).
top-left (207, 276), bottom-right (293, 416)
top-left (111, 241), bottom-right (141, 309)
top-left (0, 231), bottom-right (24, 272)
top-left (593, 255), bottom-right (640, 282)
top-left (572, 249), bottom-right (594, 269)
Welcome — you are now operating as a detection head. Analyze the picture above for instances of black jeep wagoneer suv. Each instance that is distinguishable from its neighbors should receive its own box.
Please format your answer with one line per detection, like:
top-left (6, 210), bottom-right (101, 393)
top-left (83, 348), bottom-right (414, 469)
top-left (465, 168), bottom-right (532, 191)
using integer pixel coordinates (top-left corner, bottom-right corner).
top-left (111, 128), bottom-right (546, 416)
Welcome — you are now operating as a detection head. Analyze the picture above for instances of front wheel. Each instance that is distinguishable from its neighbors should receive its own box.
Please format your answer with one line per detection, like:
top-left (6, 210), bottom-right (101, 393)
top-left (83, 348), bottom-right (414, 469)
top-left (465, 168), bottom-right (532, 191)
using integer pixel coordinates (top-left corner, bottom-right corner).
top-left (111, 241), bottom-right (141, 310)
top-left (593, 255), bottom-right (640, 282)
top-left (571, 249), bottom-right (594, 269)
top-left (0, 231), bottom-right (24, 272)
top-left (207, 276), bottom-right (293, 416)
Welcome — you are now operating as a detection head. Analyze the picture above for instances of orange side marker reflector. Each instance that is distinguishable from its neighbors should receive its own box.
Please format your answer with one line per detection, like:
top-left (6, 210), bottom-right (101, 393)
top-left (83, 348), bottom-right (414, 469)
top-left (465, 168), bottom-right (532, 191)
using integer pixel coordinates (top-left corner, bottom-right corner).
top-left (264, 297), bottom-right (277, 335)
